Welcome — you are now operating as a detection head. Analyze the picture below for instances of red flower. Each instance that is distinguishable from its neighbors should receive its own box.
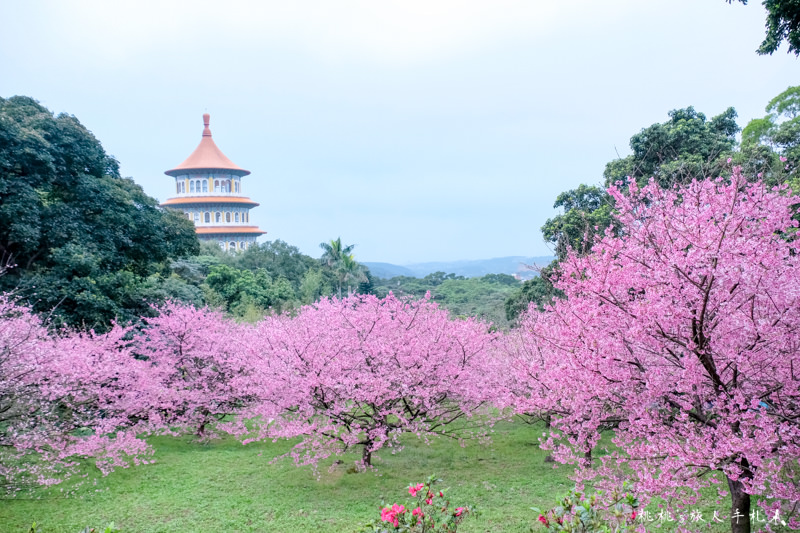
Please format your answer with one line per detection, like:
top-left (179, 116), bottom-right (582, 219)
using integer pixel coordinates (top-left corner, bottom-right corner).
top-left (538, 515), bottom-right (550, 528)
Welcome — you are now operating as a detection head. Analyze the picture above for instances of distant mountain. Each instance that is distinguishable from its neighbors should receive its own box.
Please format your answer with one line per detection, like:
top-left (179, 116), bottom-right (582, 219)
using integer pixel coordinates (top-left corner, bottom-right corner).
top-left (363, 256), bottom-right (554, 280)
top-left (361, 262), bottom-right (416, 279)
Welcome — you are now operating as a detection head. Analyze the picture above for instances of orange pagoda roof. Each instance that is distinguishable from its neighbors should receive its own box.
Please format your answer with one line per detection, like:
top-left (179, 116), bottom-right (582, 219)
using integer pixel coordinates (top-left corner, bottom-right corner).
top-left (196, 226), bottom-right (266, 236)
top-left (165, 114), bottom-right (250, 177)
top-left (161, 196), bottom-right (260, 207)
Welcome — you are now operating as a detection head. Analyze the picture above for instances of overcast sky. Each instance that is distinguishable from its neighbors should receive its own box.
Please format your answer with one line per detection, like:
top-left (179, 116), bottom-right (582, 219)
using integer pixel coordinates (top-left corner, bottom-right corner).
top-left (1, 1), bottom-right (797, 264)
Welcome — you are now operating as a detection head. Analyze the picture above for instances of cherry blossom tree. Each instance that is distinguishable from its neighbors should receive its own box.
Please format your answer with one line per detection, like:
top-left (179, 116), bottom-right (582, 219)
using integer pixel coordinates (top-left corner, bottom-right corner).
top-left (235, 294), bottom-right (501, 469)
top-left (136, 302), bottom-right (255, 438)
top-left (0, 296), bottom-right (165, 492)
top-left (511, 170), bottom-right (800, 533)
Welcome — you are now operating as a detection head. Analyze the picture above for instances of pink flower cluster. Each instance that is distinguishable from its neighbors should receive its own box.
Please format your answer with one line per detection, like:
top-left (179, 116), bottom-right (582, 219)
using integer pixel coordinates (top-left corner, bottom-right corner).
top-left (408, 483), bottom-right (425, 496)
top-left (381, 504), bottom-right (406, 527)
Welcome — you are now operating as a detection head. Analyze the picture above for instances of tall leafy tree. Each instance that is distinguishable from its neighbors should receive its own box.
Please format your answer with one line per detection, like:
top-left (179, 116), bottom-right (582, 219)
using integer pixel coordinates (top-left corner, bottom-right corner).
top-left (507, 106), bottom-right (741, 323)
top-left (729, 0), bottom-right (800, 56)
top-left (319, 237), bottom-right (355, 269)
top-left (234, 240), bottom-right (319, 291)
top-left (741, 85), bottom-right (800, 188)
top-left (319, 237), bottom-right (368, 297)
top-left (604, 106), bottom-right (739, 188)
top-left (0, 96), bottom-right (198, 330)
top-left (540, 184), bottom-right (614, 262)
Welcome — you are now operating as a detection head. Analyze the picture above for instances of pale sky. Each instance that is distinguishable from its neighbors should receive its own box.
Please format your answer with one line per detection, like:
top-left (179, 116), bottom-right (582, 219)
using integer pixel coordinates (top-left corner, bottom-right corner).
top-left (1, 1), bottom-right (797, 264)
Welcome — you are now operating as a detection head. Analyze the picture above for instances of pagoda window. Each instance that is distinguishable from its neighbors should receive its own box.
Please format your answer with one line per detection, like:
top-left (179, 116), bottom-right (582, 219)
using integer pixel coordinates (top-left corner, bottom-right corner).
top-left (235, 212), bottom-right (239, 223)
top-left (215, 212), bottom-right (221, 223)
top-left (181, 182), bottom-right (186, 193)
top-left (186, 212), bottom-right (191, 220)
top-left (218, 241), bottom-right (225, 250)
top-left (204, 212), bottom-right (210, 223)
top-left (230, 241), bottom-right (237, 250)
top-left (225, 180), bottom-right (231, 192)
top-left (176, 182), bottom-right (180, 194)
top-left (226, 212), bottom-right (231, 223)
top-left (190, 181), bottom-right (195, 193)
top-left (239, 241), bottom-right (245, 250)
top-left (245, 212), bottom-right (249, 223)
top-left (214, 180), bottom-right (220, 192)
top-left (234, 181), bottom-right (239, 193)
top-left (202, 180), bottom-right (208, 192)
top-left (194, 213), bottom-right (199, 223)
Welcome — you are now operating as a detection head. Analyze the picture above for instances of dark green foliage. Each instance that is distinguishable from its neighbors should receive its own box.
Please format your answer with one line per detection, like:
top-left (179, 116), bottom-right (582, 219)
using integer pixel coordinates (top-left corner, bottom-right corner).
top-left (203, 264), bottom-right (295, 318)
top-left (740, 85), bottom-right (800, 189)
top-left (164, 240), bottom-right (330, 320)
top-left (541, 185), bottom-right (614, 262)
top-left (504, 267), bottom-right (563, 324)
top-left (510, 106), bottom-right (746, 325)
top-left (234, 239), bottom-right (319, 291)
top-left (604, 106), bottom-right (739, 188)
top-left (730, 0), bottom-right (800, 56)
top-left (0, 96), bottom-right (199, 330)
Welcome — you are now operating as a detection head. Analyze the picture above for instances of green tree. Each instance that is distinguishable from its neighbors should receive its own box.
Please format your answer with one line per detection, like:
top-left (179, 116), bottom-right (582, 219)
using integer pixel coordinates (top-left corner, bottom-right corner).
top-left (319, 237), bottom-right (368, 298)
top-left (203, 264), bottom-right (297, 318)
top-left (729, 0), bottom-right (800, 56)
top-left (541, 184), bottom-right (614, 262)
top-left (338, 253), bottom-right (368, 296)
top-left (741, 86), bottom-right (800, 188)
top-left (0, 96), bottom-right (198, 330)
top-left (372, 272), bottom-right (520, 327)
top-left (504, 268), bottom-right (563, 323)
top-left (508, 107), bottom-right (740, 324)
top-left (604, 106), bottom-right (739, 188)
top-left (319, 237), bottom-right (355, 269)
top-left (234, 240), bottom-right (318, 291)
top-left (299, 268), bottom-right (327, 304)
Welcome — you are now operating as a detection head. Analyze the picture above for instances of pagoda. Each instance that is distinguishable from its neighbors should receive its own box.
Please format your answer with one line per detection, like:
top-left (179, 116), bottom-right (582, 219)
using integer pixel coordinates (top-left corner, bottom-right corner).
top-left (162, 114), bottom-right (266, 251)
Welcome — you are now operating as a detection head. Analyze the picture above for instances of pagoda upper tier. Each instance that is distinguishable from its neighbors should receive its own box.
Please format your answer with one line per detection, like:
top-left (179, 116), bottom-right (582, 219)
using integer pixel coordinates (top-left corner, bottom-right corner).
top-left (165, 113), bottom-right (249, 177)
top-left (161, 114), bottom-right (265, 252)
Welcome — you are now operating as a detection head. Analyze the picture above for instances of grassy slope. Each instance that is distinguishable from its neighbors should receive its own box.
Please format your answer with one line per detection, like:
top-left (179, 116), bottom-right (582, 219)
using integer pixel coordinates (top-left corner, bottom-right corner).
top-left (0, 421), bottom-right (736, 533)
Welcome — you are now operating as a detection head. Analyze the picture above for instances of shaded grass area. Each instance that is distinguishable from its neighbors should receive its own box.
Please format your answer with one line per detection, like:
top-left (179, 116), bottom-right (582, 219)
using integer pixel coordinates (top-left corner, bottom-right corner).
top-left (0, 421), bottom-right (740, 532)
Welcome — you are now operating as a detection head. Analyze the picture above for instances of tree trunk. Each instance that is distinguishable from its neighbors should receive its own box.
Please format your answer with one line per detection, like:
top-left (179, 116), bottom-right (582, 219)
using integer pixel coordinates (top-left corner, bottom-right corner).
top-left (544, 414), bottom-right (551, 428)
top-left (727, 475), bottom-right (751, 533)
top-left (583, 447), bottom-right (592, 468)
top-left (362, 444), bottom-right (372, 467)
top-left (196, 410), bottom-right (209, 439)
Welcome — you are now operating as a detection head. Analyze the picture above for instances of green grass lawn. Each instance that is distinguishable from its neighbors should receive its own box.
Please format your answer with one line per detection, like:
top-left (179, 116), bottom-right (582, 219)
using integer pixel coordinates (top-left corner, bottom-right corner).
top-left (0, 421), bottom-right (748, 533)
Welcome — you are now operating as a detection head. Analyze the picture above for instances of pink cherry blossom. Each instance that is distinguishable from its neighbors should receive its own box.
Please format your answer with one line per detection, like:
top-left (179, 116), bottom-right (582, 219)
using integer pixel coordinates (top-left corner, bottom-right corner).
top-left (506, 169), bottom-right (800, 532)
top-left (233, 294), bottom-right (502, 470)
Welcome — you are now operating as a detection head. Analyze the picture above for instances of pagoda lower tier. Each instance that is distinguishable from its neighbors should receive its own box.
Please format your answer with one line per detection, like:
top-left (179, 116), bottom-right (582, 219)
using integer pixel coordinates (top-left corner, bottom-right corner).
top-left (162, 196), bottom-right (266, 251)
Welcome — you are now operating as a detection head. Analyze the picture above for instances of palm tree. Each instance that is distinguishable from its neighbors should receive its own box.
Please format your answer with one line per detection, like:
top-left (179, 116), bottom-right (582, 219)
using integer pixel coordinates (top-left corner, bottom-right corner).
top-left (338, 253), bottom-right (368, 296)
top-left (319, 238), bottom-right (355, 269)
top-left (319, 237), bottom-right (360, 297)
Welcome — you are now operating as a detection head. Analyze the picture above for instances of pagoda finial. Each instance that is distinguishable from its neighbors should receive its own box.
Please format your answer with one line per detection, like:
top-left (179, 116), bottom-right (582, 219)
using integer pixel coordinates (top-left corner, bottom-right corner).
top-left (202, 113), bottom-right (211, 137)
